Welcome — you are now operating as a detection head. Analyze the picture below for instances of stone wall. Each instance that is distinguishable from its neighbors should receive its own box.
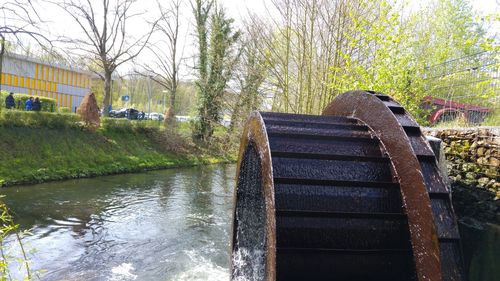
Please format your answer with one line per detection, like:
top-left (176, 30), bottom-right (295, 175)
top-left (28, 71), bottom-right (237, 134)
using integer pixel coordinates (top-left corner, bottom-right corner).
top-left (424, 127), bottom-right (499, 199)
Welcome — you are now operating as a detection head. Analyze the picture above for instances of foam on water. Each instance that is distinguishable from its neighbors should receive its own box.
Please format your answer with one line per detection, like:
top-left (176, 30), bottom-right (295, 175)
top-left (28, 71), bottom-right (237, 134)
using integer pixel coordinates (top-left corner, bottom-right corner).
top-left (109, 263), bottom-right (137, 280)
top-left (232, 247), bottom-right (265, 281)
top-left (171, 250), bottom-right (228, 281)
top-left (231, 145), bottom-right (267, 281)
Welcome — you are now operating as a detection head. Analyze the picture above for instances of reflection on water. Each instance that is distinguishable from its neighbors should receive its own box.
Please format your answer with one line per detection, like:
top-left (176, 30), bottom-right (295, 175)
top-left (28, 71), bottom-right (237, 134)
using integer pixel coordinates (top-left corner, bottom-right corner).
top-left (1, 164), bottom-right (235, 281)
top-left (1, 163), bottom-right (498, 281)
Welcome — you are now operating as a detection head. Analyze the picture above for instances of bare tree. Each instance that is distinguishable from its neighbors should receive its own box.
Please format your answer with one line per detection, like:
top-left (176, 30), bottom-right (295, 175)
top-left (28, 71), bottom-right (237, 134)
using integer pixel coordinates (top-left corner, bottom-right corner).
top-left (140, 0), bottom-right (182, 122)
top-left (0, 0), bottom-right (50, 92)
top-left (243, 0), bottom-right (368, 114)
top-left (53, 0), bottom-right (158, 115)
top-left (229, 33), bottom-right (267, 133)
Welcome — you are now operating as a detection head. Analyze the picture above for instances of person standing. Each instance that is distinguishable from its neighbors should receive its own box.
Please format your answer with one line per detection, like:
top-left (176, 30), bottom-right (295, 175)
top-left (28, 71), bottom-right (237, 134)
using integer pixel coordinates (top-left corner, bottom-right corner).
top-left (25, 97), bottom-right (34, 111)
top-left (5, 92), bottom-right (15, 109)
top-left (32, 97), bottom-right (42, 111)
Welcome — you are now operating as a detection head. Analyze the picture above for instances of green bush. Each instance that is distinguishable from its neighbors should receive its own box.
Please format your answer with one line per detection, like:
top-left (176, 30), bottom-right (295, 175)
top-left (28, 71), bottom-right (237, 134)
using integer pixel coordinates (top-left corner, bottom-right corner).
top-left (101, 118), bottom-right (131, 133)
top-left (1, 91), bottom-right (57, 112)
top-left (0, 110), bottom-right (81, 129)
top-left (101, 118), bottom-right (161, 133)
top-left (58, 107), bottom-right (71, 113)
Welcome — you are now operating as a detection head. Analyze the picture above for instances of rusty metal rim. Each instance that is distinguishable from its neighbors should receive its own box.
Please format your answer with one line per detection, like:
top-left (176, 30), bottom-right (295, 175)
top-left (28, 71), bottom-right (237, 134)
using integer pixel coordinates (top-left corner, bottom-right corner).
top-left (232, 111), bottom-right (276, 281)
top-left (323, 90), bottom-right (442, 281)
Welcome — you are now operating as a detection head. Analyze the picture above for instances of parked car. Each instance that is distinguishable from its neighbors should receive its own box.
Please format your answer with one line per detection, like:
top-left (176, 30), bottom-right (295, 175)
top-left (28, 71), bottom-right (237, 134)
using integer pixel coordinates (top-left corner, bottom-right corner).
top-left (148, 112), bottom-right (164, 121)
top-left (127, 108), bottom-right (140, 120)
top-left (109, 108), bottom-right (127, 118)
top-left (175, 115), bottom-right (193, 122)
top-left (108, 108), bottom-right (144, 120)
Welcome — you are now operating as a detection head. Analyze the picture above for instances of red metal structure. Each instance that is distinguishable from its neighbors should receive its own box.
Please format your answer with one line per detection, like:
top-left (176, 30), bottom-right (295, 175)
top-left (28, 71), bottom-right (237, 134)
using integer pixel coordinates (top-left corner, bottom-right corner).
top-left (423, 96), bottom-right (493, 124)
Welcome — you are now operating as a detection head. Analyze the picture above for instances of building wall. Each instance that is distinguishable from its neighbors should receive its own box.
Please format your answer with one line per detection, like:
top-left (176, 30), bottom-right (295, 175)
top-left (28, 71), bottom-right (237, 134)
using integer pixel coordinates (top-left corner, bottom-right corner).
top-left (0, 53), bottom-right (91, 111)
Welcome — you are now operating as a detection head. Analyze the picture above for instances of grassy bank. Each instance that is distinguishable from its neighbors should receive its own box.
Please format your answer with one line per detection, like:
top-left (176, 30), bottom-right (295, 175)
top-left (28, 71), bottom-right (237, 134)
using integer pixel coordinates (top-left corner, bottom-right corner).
top-left (0, 112), bottom-right (236, 187)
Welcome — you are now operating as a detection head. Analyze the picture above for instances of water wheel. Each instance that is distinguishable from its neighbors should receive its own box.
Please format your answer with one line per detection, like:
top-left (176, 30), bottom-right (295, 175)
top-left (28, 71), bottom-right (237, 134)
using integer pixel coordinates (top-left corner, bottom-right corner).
top-left (231, 90), bottom-right (464, 281)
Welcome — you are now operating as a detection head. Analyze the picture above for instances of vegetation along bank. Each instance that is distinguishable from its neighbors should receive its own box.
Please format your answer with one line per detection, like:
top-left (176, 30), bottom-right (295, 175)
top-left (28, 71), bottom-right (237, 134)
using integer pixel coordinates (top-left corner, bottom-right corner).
top-left (0, 110), bottom-right (236, 187)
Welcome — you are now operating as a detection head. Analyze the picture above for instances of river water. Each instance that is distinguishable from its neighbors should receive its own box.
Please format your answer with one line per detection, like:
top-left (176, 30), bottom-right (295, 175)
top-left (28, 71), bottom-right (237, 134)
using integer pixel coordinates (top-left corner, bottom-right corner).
top-left (1, 164), bottom-right (498, 281)
top-left (1, 164), bottom-right (236, 281)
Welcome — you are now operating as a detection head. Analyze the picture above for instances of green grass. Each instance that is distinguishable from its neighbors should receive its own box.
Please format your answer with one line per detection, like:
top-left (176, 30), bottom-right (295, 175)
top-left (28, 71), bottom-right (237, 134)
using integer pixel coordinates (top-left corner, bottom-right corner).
top-left (0, 114), bottom-right (236, 187)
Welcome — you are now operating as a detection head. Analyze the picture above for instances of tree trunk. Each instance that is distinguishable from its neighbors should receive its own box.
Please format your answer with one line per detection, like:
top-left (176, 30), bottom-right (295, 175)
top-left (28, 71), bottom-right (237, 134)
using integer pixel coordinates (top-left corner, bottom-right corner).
top-left (103, 70), bottom-right (112, 116)
top-left (0, 35), bottom-right (5, 93)
top-left (168, 87), bottom-right (176, 118)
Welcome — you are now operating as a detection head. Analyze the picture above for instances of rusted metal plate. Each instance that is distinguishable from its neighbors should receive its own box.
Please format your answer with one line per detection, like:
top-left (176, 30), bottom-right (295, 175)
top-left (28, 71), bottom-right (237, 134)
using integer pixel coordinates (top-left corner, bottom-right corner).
top-left (260, 112), bottom-right (358, 124)
top-left (277, 249), bottom-right (415, 281)
top-left (274, 183), bottom-right (402, 213)
top-left (232, 112), bottom-right (276, 281)
top-left (368, 92), bottom-right (465, 280)
top-left (232, 91), bottom-right (463, 281)
top-left (323, 90), bottom-right (442, 281)
top-left (268, 135), bottom-right (383, 157)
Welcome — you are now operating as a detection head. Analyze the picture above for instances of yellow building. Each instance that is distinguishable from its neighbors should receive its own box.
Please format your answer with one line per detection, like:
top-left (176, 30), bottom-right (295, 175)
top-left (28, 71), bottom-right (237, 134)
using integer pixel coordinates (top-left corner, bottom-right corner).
top-left (1, 53), bottom-right (91, 111)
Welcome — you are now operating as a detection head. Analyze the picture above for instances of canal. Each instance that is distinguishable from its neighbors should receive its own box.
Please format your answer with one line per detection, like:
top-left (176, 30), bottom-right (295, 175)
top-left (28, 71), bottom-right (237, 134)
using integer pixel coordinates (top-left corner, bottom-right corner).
top-left (1, 164), bottom-right (498, 280)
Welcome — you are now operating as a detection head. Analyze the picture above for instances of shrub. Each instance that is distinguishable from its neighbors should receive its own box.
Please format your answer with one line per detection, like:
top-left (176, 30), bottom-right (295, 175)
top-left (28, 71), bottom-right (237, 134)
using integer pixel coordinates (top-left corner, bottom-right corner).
top-left (0, 110), bottom-right (81, 129)
top-left (58, 107), bottom-right (71, 113)
top-left (0, 197), bottom-right (32, 279)
top-left (1, 91), bottom-right (57, 112)
top-left (101, 118), bottom-right (161, 134)
top-left (101, 118), bottom-right (132, 133)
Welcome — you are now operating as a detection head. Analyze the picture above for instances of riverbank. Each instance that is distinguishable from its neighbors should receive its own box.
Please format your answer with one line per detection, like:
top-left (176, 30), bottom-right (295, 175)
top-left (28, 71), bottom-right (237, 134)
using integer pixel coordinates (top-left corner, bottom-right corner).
top-left (0, 114), bottom-right (237, 187)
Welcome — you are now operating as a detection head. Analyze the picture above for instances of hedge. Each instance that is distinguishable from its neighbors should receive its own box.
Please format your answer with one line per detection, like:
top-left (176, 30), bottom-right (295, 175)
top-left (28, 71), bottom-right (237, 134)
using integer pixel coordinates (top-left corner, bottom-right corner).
top-left (0, 110), bottom-right (81, 129)
top-left (0, 91), bottom-right (57, 112)
top-left (101, 118), bottom-right (162, 133)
